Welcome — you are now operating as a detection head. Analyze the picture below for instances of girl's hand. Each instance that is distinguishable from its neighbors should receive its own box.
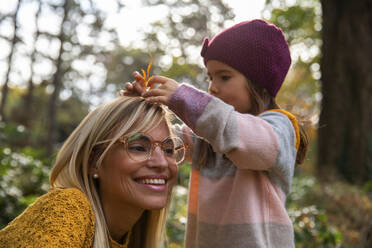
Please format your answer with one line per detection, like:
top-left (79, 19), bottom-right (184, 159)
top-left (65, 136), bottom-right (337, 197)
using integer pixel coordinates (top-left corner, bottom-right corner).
top-left (120, 71), bottom-right (147, 96)
top-left (142, 75), bottom-right (180, 105)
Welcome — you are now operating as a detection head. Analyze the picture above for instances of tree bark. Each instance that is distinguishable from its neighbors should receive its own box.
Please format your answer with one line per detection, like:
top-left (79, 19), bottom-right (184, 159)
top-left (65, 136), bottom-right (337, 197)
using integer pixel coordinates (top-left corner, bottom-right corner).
top-left (319, 0), bottom-right (372, 183)
top-left (0, 0), bottom-right (22, 122)
top-left (21, 1), bottom-right (41, 127)
top-left (46, 0), bottom-right (69, 155)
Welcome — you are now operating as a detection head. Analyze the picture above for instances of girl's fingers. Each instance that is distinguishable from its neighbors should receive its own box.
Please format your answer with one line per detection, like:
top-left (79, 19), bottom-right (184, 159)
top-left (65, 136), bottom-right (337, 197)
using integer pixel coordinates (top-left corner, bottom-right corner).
top-left (133, 71), bottom-right (147, 88)
top-left (120, 82), bottom-right (136, 96)
top-left (145, 96), bottom-right (168, 105)
top-left (133, 82), bottom-right (145, 94)
top-left (147, 75), bottom-right (170, 88)
top-left (124, 82), bottom-right (133, 91)
top-left (142, 88), bottom-right (165, 98)
top-left (133, 71), bottom-right (143, 81)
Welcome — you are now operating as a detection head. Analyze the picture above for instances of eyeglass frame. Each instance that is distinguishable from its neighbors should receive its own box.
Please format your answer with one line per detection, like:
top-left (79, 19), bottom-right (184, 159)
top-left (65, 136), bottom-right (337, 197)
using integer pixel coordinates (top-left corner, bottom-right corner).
top-left (95, 133), bottom-right (187, 165)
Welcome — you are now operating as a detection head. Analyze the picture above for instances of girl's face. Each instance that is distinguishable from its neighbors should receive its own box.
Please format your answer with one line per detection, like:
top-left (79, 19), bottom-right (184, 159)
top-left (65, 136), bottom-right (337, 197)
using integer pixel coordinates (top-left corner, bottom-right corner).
top-left (206, 60), bottom-right (252, 113)
top-left (96, 120), bottom-right (178, 211)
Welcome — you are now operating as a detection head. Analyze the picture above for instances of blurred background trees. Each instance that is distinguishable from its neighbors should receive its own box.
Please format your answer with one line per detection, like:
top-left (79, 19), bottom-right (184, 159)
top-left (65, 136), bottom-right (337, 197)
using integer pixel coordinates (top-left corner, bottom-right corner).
top-left (1, 0), bottom-right (371, 247)
top-left (318, 0), bottom-right (372, 184)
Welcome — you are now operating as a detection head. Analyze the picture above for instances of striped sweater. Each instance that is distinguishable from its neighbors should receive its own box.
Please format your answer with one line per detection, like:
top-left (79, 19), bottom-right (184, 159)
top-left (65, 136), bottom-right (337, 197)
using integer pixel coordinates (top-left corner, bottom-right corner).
top-left (169, 84), bottom-right (299, 248)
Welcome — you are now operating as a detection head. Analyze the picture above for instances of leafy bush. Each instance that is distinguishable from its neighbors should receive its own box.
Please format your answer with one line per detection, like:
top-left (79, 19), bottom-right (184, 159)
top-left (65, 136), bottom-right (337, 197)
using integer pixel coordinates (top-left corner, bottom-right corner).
top-left (288, 176), bottom-right (349, 248)
top-left (0, 146), bottom-right (51, 228)
top-left (290, 206), bottom-right (346, 248)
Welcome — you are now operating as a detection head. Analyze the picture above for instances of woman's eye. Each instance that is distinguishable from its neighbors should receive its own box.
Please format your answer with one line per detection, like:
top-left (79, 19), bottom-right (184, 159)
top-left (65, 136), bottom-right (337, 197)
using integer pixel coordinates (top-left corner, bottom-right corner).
top-left (164, 148), bottom-right (175, 156)
top-left (128, 144), bottom-right (147, 152)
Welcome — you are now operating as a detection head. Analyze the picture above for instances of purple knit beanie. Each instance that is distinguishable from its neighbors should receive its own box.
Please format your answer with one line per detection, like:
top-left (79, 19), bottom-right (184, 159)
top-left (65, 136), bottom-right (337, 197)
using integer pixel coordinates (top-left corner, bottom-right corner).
top-left (201, 19), bottom-right (291, 97)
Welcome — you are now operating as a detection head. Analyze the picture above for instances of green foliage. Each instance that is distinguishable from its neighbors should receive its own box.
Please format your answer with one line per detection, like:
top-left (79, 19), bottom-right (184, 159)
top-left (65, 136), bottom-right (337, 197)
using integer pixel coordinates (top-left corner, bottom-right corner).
top-left (0, 146), bottom-right (50, 228)
top-left (0, 122), bottom-right (29, 147)
top-left (0, 121), bottom-right (51, 228)
top-left (176, 162), bottom-right (191, 188)
top-left (165, 162), bottom-right (191, 247)
top-left (166, 185), bottom-right (188, 247)
top-left (1, 85), bottom-right (90, 149)
top-left (363, 181), bottom-right (372, 194)
top-left (140, 0), bottom-right (234, 89)
top-left (291, 207), bottom-right (346, 248)
top-left (287, 177), bottom-right (349, 248)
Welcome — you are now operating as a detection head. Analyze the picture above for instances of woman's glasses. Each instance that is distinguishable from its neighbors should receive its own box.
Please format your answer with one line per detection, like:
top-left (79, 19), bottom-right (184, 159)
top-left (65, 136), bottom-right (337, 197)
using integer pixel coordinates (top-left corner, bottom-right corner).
top-left (97, 133), bottom-right (186, 165)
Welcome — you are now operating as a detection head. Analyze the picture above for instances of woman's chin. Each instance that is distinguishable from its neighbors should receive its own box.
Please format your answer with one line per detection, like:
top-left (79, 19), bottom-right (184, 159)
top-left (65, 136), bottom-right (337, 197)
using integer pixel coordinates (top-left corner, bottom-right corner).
top-left (143, 200), bottom-right (168, 210)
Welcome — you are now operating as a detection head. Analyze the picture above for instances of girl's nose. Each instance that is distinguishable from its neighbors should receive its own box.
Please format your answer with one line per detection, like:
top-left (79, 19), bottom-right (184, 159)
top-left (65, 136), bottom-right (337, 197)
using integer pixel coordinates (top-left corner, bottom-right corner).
top-left (208, 81), bottom-right (219, 95)
top-left (147, 146), bottom-right (168, 168)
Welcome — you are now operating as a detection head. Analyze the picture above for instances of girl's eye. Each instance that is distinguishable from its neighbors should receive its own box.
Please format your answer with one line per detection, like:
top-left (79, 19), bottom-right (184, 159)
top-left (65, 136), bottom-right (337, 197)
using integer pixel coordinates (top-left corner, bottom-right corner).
top-left (221, 75), bottom-right (231, 81)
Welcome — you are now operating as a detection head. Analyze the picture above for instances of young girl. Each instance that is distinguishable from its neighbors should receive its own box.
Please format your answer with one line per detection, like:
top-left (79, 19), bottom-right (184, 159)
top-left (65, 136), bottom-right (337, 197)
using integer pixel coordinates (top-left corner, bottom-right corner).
top-left (129, 19), bottom-right (308, 248)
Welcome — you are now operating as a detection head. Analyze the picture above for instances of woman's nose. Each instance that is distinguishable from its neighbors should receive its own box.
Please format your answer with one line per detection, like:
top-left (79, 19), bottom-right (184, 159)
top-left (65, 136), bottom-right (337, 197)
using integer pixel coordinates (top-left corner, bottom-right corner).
top-left (147, 146), bottom-right (168, 168)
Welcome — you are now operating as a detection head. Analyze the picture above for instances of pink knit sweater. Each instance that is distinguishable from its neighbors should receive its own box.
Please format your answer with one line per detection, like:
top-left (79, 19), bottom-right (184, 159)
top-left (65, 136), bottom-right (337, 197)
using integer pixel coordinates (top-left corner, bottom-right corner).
top-left (169, 84), bottom-right (299, 248)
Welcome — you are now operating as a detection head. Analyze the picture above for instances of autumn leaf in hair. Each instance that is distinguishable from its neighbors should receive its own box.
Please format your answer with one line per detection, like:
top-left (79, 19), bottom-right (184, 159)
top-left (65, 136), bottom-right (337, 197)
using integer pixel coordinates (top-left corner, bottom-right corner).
top-left (138, 53), bottom-right (155, 89)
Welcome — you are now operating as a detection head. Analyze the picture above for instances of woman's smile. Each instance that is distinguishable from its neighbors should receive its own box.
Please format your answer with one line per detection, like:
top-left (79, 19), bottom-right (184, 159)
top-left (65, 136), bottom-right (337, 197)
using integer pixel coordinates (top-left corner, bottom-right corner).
top-left (133, 174), bottom-right (169, 192)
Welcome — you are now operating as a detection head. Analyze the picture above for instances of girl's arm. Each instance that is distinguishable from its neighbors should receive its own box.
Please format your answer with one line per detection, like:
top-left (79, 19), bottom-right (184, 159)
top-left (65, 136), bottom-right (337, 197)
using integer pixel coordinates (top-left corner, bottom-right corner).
top-left (144, 78), bottom-right (297, 173)
top-left (144, 75), bottom-right (197, 163)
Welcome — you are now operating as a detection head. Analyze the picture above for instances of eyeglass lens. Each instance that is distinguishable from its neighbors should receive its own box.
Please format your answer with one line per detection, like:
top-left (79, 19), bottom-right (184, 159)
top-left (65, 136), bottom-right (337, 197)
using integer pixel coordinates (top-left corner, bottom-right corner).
top-left (126, 134), bottom-right (185, 164)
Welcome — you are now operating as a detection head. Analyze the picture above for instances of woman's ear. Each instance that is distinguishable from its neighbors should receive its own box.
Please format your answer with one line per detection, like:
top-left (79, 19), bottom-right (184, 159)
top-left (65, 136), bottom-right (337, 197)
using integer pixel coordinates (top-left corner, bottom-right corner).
top-left (89, 151), bottom-right (100, 178)
top-left (90, 167), bottom-right (99, 179)
top-left (89, 147), bottom-right (101, 172)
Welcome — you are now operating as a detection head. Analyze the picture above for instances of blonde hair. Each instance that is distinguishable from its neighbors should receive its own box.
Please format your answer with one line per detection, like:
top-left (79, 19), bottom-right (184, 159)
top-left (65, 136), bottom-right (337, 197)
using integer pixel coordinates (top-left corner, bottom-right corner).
top-left (50, 96), bottom-right (172, 248)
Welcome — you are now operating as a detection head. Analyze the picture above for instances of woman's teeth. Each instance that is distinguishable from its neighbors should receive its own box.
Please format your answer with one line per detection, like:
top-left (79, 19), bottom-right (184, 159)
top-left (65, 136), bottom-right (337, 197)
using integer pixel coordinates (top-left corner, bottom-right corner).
top-left (140, 179), bottom-right (166, 185)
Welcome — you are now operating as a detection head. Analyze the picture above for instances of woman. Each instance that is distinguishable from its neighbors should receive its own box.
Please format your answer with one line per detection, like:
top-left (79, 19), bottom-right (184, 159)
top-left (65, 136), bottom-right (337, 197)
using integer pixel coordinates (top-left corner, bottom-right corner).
top-left (0, 96), bottom-right (185, 248)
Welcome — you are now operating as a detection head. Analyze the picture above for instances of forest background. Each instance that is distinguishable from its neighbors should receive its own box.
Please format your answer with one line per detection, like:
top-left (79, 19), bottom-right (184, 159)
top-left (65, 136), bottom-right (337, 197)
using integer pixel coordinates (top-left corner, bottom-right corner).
top-left (0, 0), bottom-right (371, 247)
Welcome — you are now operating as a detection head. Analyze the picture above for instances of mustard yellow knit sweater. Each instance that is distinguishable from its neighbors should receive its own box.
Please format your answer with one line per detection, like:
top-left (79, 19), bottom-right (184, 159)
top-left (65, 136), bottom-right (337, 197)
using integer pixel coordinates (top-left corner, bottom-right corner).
top-left (0, 188), bottom-right (128, 248)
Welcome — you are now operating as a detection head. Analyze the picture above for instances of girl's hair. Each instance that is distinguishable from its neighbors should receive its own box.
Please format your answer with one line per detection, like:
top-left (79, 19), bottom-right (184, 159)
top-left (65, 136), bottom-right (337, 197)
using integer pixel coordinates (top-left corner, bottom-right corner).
top-left (245, 79), bottom-right (309, 165)
top-left (50, 96), bottom-right (173, 248)
top-left (198, 78), bottom-right (308, 167)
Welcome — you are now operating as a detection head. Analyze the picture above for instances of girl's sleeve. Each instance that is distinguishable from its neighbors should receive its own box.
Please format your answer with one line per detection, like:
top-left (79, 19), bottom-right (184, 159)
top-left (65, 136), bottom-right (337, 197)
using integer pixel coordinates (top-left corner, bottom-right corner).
top-left (0, 188), bottom-right (95, 248)
top-left (168, 84), bottom-right (298, 172)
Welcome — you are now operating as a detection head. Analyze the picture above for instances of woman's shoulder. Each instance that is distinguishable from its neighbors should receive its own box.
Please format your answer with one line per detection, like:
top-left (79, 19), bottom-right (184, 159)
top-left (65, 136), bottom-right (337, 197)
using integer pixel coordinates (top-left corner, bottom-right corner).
top-left (42, 187), bottom-right (91, 207)
top-left (0, 188), bottom-right (95, 248)
top-left (33, 187), bottom-right (94, 229)
top-left (29, 188), bottom-right (93, 217)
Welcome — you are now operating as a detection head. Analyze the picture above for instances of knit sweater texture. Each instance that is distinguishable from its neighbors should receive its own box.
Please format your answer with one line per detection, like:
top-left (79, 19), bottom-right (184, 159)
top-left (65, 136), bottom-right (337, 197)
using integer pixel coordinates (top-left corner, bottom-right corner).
top-left (0, 188), bottom-right (128, 248)
top-left (169, 84), bottom-right (299, 248)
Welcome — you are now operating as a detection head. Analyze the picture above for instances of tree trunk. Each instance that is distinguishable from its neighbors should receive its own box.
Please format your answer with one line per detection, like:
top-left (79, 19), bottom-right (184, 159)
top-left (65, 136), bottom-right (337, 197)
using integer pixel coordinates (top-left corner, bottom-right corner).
top-left (21, 1), bottom-right (41, 127)
top-left (318, 0), bottom-right (372, 183)
top-left (0, 0), bottom-right (22, 122)
top-left (46, 0), bottom-right (69, 155)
